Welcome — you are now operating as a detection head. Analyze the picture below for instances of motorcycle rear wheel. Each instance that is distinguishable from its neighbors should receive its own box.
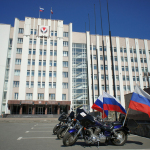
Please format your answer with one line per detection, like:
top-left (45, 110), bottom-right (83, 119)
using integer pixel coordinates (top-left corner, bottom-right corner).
top-left (53, 125), bottom-right (60, 135)
top-left (63, 132), bottom-right (77, 146)
top-left (111, 130), bottom-right (127, 146)
top-left (57, 128), bottom-right (67, 139)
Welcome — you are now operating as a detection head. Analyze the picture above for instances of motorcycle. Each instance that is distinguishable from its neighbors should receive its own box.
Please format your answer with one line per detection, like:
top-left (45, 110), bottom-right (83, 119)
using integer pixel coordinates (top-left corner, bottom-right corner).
top-left (53, 112), bottom-right (68, 135)
top-left (63, 108), bottom-right (130, 146)
top-left (57, 111), bottom-right (76, 139)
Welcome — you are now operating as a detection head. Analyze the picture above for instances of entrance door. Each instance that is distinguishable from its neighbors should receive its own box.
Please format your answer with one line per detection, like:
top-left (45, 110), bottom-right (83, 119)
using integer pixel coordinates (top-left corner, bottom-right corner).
top-left (28, 107), bottom-right (32, 114)
top-left (38, 107), bottom-right (43, 114)
top-left (48, 106), bottom-right (52, 114)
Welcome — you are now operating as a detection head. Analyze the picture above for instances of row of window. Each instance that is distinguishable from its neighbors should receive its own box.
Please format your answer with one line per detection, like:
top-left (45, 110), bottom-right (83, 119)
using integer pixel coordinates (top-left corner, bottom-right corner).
top-left (14, 93), bottom-right (66, 100)
top-left (19, 28), bottom-right (69, 37)
top-left (17, 38), bottom-right (68, 46)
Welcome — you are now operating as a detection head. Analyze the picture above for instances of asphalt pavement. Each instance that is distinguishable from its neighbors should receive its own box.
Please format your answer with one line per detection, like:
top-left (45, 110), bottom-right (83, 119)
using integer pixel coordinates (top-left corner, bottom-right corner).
top-left (0, 118), bottom-right (150, 150)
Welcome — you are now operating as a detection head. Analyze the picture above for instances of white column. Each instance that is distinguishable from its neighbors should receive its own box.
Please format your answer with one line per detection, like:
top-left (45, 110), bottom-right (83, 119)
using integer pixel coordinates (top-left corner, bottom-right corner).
top-left (0, 24), bottom-right (11, 115)
top-left (56, 20), bottom-right (63, 101)
top-left (68, 23), bottom-right (72, 108)
top-left (86, 31), bottom-right (92, 111)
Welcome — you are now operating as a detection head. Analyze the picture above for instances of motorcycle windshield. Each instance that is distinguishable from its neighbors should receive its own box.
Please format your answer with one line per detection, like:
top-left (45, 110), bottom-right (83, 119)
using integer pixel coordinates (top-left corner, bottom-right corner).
top-left (68, 111), bottom-right (75, 119)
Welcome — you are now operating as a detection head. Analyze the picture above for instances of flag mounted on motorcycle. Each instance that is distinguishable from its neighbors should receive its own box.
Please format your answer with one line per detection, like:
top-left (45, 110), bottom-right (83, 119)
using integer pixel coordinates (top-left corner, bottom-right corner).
top-left (91, 95), bottom-right (108, 118)
top-left (103, 92), bottom-right (127, 115)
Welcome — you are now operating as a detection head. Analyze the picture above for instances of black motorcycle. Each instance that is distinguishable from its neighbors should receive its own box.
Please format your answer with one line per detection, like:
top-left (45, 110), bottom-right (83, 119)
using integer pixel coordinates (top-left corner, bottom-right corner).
top-left (63, 108), bottom-right (130, 146)
top-left (53, 112), bottom-right (68, 135)
top-left (57, 111), bottom-right (75, 139)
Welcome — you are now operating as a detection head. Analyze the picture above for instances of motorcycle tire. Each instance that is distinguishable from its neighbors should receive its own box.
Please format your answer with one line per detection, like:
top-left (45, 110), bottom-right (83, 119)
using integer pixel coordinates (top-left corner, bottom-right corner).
top-left (63, 132), bottom-right (77, 146)
top-left (53, 125), bottom-right (60, 135)
top-left (57, 128), bottom-right (67, 139)
top-left (111, 130), bottom-right (127, 146)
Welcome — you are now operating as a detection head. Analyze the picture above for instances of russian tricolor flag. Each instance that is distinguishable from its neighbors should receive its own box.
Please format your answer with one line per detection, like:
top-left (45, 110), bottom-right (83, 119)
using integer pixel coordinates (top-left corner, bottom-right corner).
top-left (39, 8), bottom-right (44, 12)
top-left (91, 95), bottom-right (108, 118)
top-left (129, 85), bottom-right (150, 117)
top-left (103, 92), bottom-right (126, 115)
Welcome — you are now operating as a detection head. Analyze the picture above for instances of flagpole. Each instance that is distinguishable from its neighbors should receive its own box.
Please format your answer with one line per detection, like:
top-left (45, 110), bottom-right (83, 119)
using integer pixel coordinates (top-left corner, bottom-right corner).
top-left (123, 108), bottom-right (129, 126)
top-left (39, 7), bottom-right (40, 18)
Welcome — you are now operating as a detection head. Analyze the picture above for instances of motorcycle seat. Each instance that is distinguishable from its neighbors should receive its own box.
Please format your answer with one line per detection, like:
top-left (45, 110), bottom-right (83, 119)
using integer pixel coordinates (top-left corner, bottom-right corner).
top-left (112, 121), bottom-right (122, 126)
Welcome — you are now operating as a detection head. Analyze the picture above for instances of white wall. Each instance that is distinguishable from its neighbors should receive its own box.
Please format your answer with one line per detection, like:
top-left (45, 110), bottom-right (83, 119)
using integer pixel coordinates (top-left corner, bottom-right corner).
top-left (0, 24), bottom-right (11, 115)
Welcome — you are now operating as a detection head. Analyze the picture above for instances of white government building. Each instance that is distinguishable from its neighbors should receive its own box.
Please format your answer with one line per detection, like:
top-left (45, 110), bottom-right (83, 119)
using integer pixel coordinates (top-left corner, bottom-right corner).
top-left (0, 17), bottom-right (150, 115)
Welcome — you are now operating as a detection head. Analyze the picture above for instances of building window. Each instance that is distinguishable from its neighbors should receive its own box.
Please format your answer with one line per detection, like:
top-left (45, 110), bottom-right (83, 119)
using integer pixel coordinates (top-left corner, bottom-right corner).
top-left (101, 75), bottom-right (104, 80)
top-left (123, 85), bottom-right (126, 91)
top-left (134, 57), bottom-right (137, 62)
top-left (130, 48), bottom-right (132, 53)
top-left (133, 49), bottom-right (136, 54)
top-left (63, 61), bottom-right (68, 67)
top-left (127, 85), bottom-right (130, 91)
top-left (63, 41), bottom-right (68, 47)
top-left (62, 83), bottom-right (68, 89)
top-left (63, 32), bottom-right (68, 37)
top-left (30, 29), bottom-right (33, 34)
top-left (38, 71), bottom-right (41, 77)
top-left (39, 49), bottom-right (42, 55)
top-left (95, 84), bottom-right (98, 90)
top-left (105, 65), bottom-right (108, 70)
top-left (93, 55), bottom-right (96, 60)
top-left (13, 81), bottom-right (19, 87)
top-left (132, 66), bottom-right (135, 72)
top-left (28, 59), bottom-right (31, 65)
top-left (63, 51), bottom-right (68, 56)
top-left (116, 75), bottom-right (119, 81)
top-left (38, 82), bottom-right (41, 88)
top-left (18, 38), bottom-right (23, 44)
top-left (33, 39), bottom-right (36, 45)
top-left (139, 49), bottom-right (142, 54)
top-left (101, 65), bottom-right (103, 70)
top-left (50, 50), bottom-right (53, 56)
top-left (55, 31), bottom-right (57, 36)
top-left (38, 93), bottom-right (44, 100)
top-left (133, 76), bottom-right (136, 81)
top-left (40, 39), bottom-right (43, 45)
top-left (50, 40), bottom-right (53, 46)
top-left (99, 46), bottom-right (102, 51)
top-left (29, 39), bottom-right (32, 44)
top-left (31, 70), bottom-right (34, 76)
top-left (26, 81), bottom-right (29, 88)
top-left (54, 50), bottom-right (57, 56)
top-left (54, 61), bottom-right (57, 67)
top-left (49, 82), bottom-right (52, 88)
top-left (140, 58), bottom-right (143, 63)
top-left (27, 70), bottom-right (30, 76)
top-left (43, 71), bottom-right (46, 77)
top-left (124, 57), bottom-right (128, 62)
top-left (114, 56), bottom-right (117, 61)
top-left (49, 60), bottom-right (52, 66)
top-left (29, 49), bottom-right (32, 55)
top-left (15, 59), bottom-right (21, 65)
top-left (125, 66), bottom-right (128, 71)
top-left (144, 58), bottom-right (147, 63)
top-left (124, 48), bottom-right (127, 53)
top-left (53, 71), bottom-right (56, 77)
top-left (14, 70), bottom-right (20, 76)
top-left (53, 82), bottom-right (56, 88)
top-left (122, 66), bottom-right (124, 71)
top-left (121, 56), bottom-right (124, 62)
top-left (114, 47), bottom-right (117, 52)
top-left (39, 60), bottom-right (42, 66)
top-left (42, 82), bottom-right (45, 88)
top-left (44, 39), bottom-right (47, 45)
top-left (62, 72), bottom-right (68, 78)
top-left (143, 49), bottom-right (145, 54)
top-left (18, 28), bottom-right (24, 34)
top-left (126, 76), bottom-right (129, 81)
top-left (117, 85), bottom-right (120, 91)
top-left (136, 67), bottom-right (138, 72)
top-left (100, 55), bottom-right (103, 60)
top-left (26, 93), bottom-right (32, 100)
top-left (14, 93), bottom-right (19, 99)
top-left (62, 94), bottom-right (66, 100)
top-left (16, 48), bottom-right (22, 54)
top-left (34, 29), bottom-right (37, 35)
top-left (33, 49), bottom-right (36, 55)
top-left (94, 74), bottom-right (97, 80)
top-left (49, 71), bottom-right (52, 77)
top-left (49, 94), bottom-right (55, 100)
top-left (136, 76), bottom-right (139, 81)
top-left (123, 75), bottom-right (125, 81)
top-left (32, 59), bottom-right (35, 65)
top-left (102, 85), bottom-right (105, 90)
top-left (94, 64), bottom-right (97, 70)
top-left (31, 81), bottom-right (34, 88)
top-left (120, 48), bottom-right (123, 53)
top-left (131, 57), bottom-right (134, 62)
top-left (115, 66), bottom-right (118, 71)
top-left (43, 60), bottom-right (46, 66)
top-left (54, 40), bottom-right (57, 46)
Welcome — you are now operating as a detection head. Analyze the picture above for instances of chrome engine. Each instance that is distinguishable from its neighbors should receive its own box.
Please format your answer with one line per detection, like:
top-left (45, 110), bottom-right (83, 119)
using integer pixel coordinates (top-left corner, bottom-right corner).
top-left (84, 128), bottom-right (106, 144)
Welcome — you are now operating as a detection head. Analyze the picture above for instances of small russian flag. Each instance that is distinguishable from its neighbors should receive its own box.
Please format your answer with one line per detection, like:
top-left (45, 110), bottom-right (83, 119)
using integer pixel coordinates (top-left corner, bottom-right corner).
top-left (39, 8), bottom-right (44, 12)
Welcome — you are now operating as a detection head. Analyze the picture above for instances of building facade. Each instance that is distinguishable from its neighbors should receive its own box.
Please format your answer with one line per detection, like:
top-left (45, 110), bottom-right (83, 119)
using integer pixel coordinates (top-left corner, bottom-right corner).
top-left (0, 17), bottom-right (150, 115)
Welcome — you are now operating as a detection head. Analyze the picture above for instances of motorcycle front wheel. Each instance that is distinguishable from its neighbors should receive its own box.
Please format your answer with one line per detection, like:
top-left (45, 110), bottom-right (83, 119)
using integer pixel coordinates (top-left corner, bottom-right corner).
top-left (111, 130), bottom-right (127, 146)
top-left (57, 128), bottom-right (67, 139)
top-left (63, 132), bottom-right (77, 146)
top-left (53, 125), bottom-right (60, 135)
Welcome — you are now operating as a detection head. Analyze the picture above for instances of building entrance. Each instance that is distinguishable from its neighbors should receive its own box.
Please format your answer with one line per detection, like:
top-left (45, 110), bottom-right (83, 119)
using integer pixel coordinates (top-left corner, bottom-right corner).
top-left (28, 107), bottom-right (32, 114)
top-left (38, 107), bottom-right (43, 114)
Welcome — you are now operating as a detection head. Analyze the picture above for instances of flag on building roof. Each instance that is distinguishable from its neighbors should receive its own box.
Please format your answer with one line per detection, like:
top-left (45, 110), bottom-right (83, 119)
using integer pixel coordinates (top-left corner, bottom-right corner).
top-left (51, 8), bottom-right (53, 14)
top-left (128, 85), bottom-right (150, 117)
top-left (91, 95), bottom-right (108, 118)
top-left (39, 8), bottom-right (44, 12)
top-left (103, 92), bottom-right (126, 115)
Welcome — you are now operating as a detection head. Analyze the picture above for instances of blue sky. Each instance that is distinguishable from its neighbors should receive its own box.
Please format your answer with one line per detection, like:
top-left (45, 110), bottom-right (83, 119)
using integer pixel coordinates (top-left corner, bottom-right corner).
top-left (0, 0), bottom-right (150, 40)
